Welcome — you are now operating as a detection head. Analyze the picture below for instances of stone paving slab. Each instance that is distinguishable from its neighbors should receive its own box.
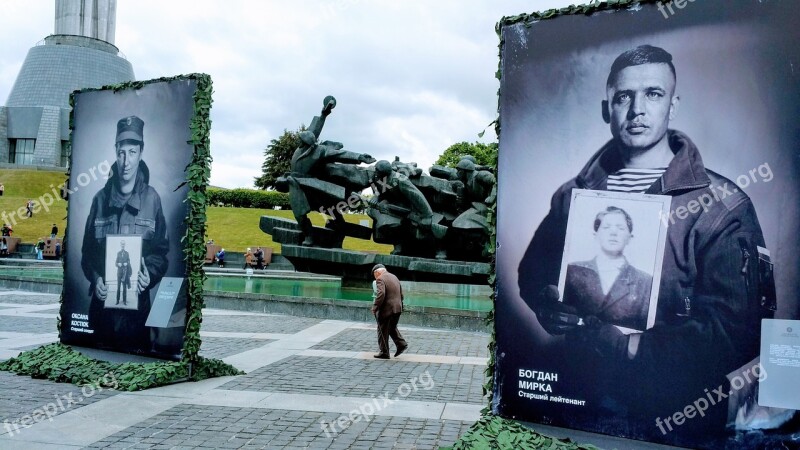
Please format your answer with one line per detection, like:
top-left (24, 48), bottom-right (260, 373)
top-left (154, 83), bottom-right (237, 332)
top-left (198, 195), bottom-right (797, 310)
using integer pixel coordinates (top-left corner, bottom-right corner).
top-left (220, 356), bottom-right (486, 404)
top-left (0, 315), bottom-right (57, 334)
top-left (297, 349), bottom-right (487, 367)
top-left (11, 342), bottom-right (58, 352)
top-left (0, 293), bottom-right (60, 305)
top-left (82, 405), bottom-right (472, 449)
top-left (0, 332), bottom-right (59, 354)
top-left (0, 371), bottom-right (119, 435)
top-left (0, 289), bottom-right (487, 449)
top-left (200, 331), bottom-right (291, 340)
top-left (199, 337), bottom-right (275, 360)
top-left (201, 314), bottom-right (322, 334)
top-left (311, 328), bottom-right (488, 358)
top-left (31, 308), bottom-right (62, 314)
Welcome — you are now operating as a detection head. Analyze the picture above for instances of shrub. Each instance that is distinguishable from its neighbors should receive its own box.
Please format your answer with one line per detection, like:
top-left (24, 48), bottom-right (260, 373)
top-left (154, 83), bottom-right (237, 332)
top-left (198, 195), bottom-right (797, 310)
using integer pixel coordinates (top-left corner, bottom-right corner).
top-left (207, 188), bottom-right (290, 209)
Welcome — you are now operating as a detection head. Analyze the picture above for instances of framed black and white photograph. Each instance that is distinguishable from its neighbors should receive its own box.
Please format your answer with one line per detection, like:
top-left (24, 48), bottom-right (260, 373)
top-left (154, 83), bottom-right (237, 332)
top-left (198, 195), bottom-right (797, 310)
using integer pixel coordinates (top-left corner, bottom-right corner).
top-left (103, 235), bottom-right (142, 310)
top-left (556, 189), bottom-right (669, 333)
top-left (61, 77), bottom-right (200, 360)
top-left (493, 1), bottom-right (800, 448)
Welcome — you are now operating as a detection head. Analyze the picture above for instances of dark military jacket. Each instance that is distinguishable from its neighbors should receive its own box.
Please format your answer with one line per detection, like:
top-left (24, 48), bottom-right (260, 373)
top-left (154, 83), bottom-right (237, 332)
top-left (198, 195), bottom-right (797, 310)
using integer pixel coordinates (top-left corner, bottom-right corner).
top-left (516, 130), bottom-right (774, 437)
top-left (563, 258), bottom-right (652, 331)
top-left (81, 161), bottom-right (169, 351)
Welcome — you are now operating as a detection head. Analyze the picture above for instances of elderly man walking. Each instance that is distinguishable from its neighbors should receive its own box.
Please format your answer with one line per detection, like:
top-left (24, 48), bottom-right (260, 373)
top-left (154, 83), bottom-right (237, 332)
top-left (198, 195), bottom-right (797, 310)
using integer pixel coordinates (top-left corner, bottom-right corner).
top-left (371, 264), bottom-right (408, 359)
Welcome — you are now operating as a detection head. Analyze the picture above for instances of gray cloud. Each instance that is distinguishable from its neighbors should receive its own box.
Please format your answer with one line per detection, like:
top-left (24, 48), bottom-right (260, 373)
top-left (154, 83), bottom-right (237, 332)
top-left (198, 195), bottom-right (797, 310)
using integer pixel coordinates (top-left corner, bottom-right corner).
top-left (1, 0), bottom-right (575, 188)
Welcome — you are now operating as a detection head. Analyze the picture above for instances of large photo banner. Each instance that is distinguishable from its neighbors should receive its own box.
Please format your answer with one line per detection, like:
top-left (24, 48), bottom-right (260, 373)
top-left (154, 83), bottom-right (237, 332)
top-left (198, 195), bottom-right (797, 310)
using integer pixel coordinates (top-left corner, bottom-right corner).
top-left (494, 1), bottom-right (800, 448)
top-left (61, 78), bottom-right (198, 361)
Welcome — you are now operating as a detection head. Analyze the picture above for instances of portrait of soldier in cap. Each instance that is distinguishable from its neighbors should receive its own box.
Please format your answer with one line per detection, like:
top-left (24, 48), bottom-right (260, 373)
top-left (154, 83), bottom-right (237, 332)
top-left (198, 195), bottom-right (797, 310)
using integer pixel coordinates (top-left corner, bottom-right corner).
top-left (80, 115), bottom-right (169, 353)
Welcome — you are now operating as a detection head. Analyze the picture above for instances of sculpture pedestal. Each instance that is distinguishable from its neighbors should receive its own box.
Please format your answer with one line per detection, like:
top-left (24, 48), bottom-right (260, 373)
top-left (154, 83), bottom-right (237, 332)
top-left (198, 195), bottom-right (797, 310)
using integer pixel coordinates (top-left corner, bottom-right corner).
top-left (260, 215), bottom-right (490, 285)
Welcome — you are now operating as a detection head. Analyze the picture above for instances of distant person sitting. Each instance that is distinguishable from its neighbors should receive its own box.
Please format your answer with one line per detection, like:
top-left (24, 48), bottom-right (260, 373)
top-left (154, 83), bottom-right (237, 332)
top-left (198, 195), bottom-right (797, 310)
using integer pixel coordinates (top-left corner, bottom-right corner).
top-left (216, 248), bottom-right (225, 268)
top-left (0, 238), bottom-right (7, 256)
top-left (254, 247), bottom-right (264, 270)
top-left (243, 248), bottom-right (253, 269)
top-left (51, 224), bottom-right (59, 238)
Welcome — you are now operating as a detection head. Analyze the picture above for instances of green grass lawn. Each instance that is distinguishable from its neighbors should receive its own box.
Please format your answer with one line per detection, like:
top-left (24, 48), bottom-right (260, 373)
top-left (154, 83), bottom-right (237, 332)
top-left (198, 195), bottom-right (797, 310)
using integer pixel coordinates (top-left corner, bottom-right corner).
top-left (207, 207), bottom-right (392, 254)
top-left (0, 169), bottom-right (391, 254)
top-left (0, 169), bottom-right (69, 243)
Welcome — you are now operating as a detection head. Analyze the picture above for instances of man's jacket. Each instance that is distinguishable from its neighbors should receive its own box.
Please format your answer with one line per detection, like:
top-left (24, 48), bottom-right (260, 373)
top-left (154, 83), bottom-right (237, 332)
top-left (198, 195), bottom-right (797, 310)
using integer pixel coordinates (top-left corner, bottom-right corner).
top-left (82, 160), bottom-right (169, 298)
top-left (518, 130), bottom-right (773, 432)
top-left (373, 272), bottom-right (404, 319)
top-left (563, 258), bottom-right (652, 331)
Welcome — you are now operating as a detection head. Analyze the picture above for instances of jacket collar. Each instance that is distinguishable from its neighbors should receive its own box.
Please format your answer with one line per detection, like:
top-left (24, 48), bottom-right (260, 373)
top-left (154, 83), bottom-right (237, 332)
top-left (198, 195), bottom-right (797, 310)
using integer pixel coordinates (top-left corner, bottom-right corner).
top-left (575, 129), bottom-right (711, 194)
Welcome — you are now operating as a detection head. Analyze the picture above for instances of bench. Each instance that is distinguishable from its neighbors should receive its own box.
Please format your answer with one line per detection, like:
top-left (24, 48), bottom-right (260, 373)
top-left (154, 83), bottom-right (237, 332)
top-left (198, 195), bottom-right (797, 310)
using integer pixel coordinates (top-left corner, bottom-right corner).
top-left (0, 236), bottom-right (20, 256)
top-left (205, 244), bottom-right (221, 264)
top-left (42, 238), bottom-right (63, 259)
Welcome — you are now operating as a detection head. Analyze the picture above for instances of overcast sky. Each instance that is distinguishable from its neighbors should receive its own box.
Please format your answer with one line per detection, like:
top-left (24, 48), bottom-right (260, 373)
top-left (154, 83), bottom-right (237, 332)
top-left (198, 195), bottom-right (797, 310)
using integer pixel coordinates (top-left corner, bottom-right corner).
top-left (1, 0), bottom-right (576, 188)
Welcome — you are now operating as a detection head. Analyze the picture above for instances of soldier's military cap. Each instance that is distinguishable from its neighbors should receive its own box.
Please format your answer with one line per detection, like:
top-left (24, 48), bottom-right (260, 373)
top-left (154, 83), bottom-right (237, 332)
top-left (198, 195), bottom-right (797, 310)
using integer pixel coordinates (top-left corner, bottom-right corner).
top-left (116, 116), bottom-right (144, 143)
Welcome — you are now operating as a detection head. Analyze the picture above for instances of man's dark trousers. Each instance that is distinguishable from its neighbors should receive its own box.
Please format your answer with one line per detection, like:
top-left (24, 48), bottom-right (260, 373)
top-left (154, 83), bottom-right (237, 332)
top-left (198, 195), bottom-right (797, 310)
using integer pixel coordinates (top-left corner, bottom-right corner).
top-left (116, 278), bottom-right (127, 304)
top-left (377, 312), bottom-right (406, 356)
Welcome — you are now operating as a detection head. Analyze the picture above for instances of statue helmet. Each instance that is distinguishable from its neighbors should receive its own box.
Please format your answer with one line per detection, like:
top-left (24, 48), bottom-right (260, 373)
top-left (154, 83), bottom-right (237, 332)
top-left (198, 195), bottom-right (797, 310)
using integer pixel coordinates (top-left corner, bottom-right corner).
top-left (456, 158), bottom-right (476, 172)
top-left (299, 131), bottom-right (316, 146)
top-left (375, 160), bottom-right (393, 175)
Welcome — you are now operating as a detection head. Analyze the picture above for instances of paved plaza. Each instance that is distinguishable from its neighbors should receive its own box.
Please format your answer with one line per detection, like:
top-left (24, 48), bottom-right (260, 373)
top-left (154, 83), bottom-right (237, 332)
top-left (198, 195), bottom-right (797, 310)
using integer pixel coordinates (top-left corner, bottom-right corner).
top-left (0, 289), bottom-right (487, 449)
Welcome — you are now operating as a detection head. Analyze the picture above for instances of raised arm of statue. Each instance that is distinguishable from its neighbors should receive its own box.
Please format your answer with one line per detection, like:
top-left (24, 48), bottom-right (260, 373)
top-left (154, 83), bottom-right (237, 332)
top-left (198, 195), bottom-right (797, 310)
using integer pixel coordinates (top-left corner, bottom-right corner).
top-left (308, 96), bottom-right (337, 139)
top-left (322, 146), bottom-right (376, 165)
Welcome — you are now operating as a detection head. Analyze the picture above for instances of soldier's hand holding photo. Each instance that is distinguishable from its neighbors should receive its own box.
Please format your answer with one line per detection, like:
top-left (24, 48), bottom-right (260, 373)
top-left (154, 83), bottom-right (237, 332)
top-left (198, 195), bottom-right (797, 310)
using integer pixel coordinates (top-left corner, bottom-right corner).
top-left (95, 277), bottom-right (107, 301)
top-left (534, 285), bottom-right (584, 335)
top-left (566, 320), bottom-right (630, 362)
top-left (137, 257), bottom-right (150, 294)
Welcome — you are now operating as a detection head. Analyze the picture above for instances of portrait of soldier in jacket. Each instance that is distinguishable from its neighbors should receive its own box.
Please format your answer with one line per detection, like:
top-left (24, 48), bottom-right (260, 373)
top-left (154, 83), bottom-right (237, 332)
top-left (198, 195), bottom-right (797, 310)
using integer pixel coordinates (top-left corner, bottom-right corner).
top-left (115, 240), bottom-right (132, 306)
top-left (562, 206), bottom-right (652, 332)
top-left (81, 115), bottom-right (169, 354)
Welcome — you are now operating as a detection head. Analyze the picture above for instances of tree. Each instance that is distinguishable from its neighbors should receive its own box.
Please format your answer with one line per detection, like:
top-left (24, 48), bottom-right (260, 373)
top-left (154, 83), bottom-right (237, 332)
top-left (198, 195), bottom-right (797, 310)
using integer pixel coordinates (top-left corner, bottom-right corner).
top-left (434, 141), bottom-right (498, 169)
top-left (254, 125), bottom-right (306, 190)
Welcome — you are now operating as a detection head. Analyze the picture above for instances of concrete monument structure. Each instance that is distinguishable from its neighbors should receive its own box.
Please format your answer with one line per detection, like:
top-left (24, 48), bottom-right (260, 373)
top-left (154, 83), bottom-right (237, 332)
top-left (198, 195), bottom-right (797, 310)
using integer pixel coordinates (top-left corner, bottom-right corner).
top-left (0, 0), bottom-right (134, 168)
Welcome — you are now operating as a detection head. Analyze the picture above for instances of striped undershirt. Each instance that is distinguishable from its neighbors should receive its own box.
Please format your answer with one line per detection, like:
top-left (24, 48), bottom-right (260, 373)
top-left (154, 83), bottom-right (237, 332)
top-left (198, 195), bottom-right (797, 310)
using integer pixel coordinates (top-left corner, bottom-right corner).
top-left (606, 168), bottom-right (667, 193)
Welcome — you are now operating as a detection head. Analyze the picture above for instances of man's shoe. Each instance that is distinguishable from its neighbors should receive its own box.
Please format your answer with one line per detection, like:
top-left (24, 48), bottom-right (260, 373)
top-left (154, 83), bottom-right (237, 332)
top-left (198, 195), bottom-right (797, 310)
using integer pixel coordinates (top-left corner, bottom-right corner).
top-left (394, 345), bottom-right (408, 357)
top-left (373, 353), bottom-right (390, 359)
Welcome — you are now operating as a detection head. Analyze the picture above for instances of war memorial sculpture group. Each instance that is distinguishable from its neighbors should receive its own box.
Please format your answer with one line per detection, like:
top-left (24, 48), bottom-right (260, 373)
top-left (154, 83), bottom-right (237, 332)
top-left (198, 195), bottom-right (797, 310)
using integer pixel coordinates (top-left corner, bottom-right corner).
top-left (261, 96), bottom-right (494, 284)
